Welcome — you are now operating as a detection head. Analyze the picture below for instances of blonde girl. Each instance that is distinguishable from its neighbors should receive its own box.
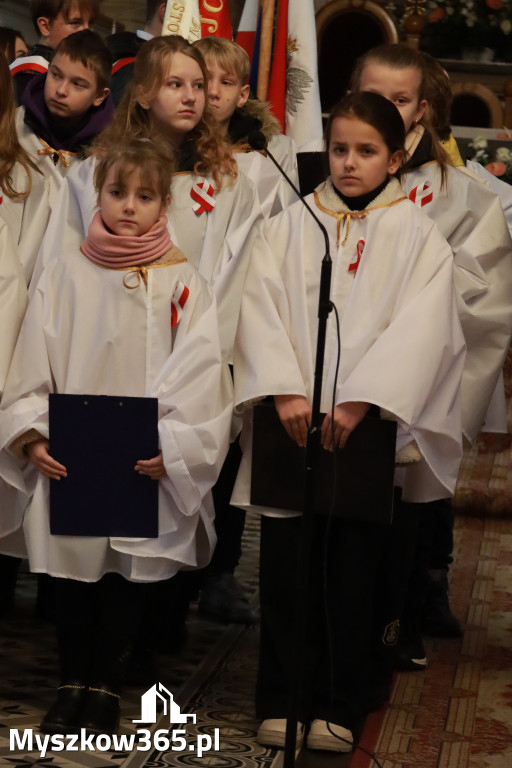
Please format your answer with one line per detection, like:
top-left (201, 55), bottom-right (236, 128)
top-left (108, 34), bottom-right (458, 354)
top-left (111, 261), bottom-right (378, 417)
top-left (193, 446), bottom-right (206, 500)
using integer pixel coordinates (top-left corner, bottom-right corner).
top-left (35, 35), bottom-right (261, 363)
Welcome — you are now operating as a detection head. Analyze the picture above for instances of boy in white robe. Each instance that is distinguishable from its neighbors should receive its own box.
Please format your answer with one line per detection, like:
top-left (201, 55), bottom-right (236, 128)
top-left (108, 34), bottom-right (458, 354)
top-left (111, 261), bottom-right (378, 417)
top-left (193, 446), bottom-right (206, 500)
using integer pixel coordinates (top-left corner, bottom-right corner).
top-left (0, 140), bottom-right (232, 736)
top-left (194, 36), bottom-right (298, 218)
top-left (14, 29), bottom-right (113, 283)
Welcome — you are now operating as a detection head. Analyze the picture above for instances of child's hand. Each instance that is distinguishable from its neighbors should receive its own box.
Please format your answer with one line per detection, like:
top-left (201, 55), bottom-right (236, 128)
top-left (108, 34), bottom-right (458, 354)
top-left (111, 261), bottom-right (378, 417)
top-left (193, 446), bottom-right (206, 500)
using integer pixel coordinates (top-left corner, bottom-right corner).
top-left (26, 440), bottom-right (68, 479)
top-left (135, 451), bottom-right (166, 479)
top-left (274, 394), bottom-right (312, 448)
top-left (321, 402), bottom-right (370, 451)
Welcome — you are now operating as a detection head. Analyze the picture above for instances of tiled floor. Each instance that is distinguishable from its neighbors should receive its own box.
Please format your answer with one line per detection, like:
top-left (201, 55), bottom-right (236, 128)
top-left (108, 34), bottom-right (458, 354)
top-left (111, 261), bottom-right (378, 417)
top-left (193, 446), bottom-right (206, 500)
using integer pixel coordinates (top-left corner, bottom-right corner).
top-left (3, 510), bottom-right (512, 768)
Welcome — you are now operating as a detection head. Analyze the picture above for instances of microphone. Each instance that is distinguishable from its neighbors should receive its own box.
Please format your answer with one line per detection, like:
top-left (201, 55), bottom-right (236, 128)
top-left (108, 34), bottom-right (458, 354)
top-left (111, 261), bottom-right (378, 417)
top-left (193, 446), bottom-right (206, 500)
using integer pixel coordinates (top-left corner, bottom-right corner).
top-left (247, 130), bottom-right (330, 263)
top-left (247, 129), bottom-right (332, 768)
top-left (248, 129), bottom-right (331, 321)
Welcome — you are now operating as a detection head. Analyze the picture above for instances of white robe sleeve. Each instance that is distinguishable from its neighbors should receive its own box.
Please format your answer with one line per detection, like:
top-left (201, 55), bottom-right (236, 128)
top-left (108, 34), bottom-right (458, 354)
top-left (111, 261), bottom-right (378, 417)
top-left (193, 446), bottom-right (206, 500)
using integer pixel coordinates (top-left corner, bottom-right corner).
top-left (403, 165), bottom-right (512, 442)
top-left (0, 222), bottom-right (27, 396)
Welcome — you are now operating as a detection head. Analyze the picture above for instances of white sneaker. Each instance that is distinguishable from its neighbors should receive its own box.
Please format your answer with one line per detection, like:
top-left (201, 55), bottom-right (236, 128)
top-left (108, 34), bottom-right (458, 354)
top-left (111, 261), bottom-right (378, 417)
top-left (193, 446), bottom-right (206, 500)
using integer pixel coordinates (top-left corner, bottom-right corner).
top-left (257, 718), bottom-right (304, 749)
top-left (306, 719), bottom-right (353, 752)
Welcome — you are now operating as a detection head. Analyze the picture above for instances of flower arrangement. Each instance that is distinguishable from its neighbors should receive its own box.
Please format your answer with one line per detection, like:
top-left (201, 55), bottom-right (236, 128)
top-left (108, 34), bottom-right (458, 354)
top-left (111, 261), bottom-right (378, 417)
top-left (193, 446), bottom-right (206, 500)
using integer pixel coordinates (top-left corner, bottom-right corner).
top-left (420, 0), bottom-right (512, 61)
top-left (468, 135), bottom-right (512, 184)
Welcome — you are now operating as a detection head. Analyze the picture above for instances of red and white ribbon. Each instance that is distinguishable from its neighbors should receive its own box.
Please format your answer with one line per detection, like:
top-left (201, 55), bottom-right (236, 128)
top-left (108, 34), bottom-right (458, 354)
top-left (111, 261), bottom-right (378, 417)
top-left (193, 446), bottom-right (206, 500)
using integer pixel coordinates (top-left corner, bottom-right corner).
top-left (9, 54), bottom-right (49, 76)
top-left (171, 280), bottom-right (190, 328)
top-left (190, 179), bottom-right (215, 215)
top-left (409, 182), bottom-right (433, 207)
top-left (349, 239), bottom-right (365, 274)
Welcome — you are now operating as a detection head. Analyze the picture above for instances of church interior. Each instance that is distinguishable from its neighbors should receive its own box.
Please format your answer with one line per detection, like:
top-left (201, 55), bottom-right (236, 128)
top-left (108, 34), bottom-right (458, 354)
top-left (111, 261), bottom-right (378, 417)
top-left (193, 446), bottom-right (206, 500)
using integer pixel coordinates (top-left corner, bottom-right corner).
top-left (0, 0), bottom-right (512, 766)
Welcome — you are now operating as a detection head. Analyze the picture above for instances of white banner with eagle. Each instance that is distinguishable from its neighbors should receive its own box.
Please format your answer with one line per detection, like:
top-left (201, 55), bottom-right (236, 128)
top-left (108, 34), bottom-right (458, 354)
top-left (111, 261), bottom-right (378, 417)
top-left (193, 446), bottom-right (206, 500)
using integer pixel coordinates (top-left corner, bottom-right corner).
top-left (285, 0), bottom-right (322, 146)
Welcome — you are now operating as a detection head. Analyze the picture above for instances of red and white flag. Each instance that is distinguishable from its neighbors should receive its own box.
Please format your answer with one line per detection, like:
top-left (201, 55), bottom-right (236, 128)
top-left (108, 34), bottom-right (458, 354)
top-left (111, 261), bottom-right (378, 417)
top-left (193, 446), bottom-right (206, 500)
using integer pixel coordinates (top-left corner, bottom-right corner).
top-left (236, 0), bottom-right (259, 61)
top-left (246, 0), bottom-right (322, 145)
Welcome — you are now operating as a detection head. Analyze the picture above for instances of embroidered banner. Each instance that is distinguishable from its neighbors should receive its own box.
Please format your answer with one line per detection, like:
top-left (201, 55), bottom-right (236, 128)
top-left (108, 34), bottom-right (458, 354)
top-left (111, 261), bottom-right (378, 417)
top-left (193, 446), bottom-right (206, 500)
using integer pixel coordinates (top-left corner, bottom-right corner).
top-left (162, 0), bottom-right (201, 43)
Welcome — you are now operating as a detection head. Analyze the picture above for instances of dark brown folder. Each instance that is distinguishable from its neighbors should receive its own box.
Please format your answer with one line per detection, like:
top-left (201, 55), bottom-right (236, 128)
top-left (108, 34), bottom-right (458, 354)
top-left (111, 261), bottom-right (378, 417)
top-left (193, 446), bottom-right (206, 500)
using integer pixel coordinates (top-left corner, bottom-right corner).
top-left (251, 399), bottom-right (397, 524)
top-left (49, 393), bottom-right (159, 537)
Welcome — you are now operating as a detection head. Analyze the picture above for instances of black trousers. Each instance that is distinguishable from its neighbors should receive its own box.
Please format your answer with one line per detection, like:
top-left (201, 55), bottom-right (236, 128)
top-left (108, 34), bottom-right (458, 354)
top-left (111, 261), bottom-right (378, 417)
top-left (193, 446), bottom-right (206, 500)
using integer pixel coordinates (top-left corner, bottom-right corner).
top-left (209, 437), bottom-right (245, 575)
top-left (256, 494), bottom-right (417, 729)
top-left (53, 573), bottom-right (142, 690)
top-left (401, 498), bottom-right (454, 628)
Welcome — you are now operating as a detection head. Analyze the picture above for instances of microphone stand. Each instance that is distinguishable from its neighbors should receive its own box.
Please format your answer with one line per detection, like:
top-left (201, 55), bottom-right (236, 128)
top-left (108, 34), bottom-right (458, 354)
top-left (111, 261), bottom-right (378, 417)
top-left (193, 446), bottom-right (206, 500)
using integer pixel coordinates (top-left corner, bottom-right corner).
top-left (260, 143), bottom-right (333, 767)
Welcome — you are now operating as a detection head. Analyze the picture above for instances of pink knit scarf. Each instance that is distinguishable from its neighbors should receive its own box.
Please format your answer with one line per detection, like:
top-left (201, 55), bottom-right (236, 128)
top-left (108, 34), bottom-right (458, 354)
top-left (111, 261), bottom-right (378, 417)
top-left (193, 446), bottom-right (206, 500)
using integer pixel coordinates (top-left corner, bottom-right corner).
top-left (81, 211), bottom-right (172, 268)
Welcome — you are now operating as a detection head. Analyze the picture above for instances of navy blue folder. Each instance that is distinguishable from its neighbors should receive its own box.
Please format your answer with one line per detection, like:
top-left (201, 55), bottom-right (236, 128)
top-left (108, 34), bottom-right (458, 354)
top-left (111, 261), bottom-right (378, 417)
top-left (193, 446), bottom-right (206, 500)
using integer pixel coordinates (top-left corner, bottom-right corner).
top-left (49, 394), bottom-right (159, 537)
top-left (251, 399), bottom-right (397, 524)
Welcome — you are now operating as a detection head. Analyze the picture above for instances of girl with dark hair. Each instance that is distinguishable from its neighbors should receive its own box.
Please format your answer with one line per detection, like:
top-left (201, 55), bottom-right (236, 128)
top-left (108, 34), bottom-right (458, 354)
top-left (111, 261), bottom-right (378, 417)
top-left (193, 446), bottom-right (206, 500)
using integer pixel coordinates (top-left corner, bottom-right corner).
top-left (0, 26), bottom-right (28, 64)
top-left (232, 91), bottom-right (465, 753)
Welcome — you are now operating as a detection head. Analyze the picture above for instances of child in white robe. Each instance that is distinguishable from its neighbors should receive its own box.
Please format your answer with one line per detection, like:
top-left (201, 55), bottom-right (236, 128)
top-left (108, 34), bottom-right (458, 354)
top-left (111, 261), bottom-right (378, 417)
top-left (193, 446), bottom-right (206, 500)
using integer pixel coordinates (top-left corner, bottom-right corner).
top-left (191, 36), bottom-right (299, 624)
top-left (352, 43), bottom-right (512, 444)
top-left (194, 36), bottom-right (298, 218)
top-left (31, 34), bottom-right (263, 633)
top-left (232, 92), bottom-right (465, 752)
top-left (0, 139), bottom-right (232, 735)
top-left (13, 30), bottom-right (114, 284)
top-left (0, 49), bottom-right (34, 614)
top-left (352, 43), bottom-right (512, 667)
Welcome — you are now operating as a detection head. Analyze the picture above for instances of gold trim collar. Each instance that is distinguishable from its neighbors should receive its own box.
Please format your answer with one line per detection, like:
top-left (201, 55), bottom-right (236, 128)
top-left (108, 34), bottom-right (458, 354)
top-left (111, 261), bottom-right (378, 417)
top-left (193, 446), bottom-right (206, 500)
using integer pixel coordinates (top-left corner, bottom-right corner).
top-left (314, 177), bottom-right (406, 246)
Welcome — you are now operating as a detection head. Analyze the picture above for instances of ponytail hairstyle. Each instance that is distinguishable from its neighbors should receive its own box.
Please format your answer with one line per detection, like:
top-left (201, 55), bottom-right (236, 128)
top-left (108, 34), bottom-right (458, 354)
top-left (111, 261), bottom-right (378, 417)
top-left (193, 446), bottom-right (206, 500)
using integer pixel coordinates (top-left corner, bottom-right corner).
top-left (350, 44), bottom-right (451, 186)
top-left (325, 91), bottom-right (406, 178)
top-left (93, 35), bottom-right (237, 189)
top-left (0, 50), bottom-right (40, 201)
top-left (418, 51), bottom-right (453, 142)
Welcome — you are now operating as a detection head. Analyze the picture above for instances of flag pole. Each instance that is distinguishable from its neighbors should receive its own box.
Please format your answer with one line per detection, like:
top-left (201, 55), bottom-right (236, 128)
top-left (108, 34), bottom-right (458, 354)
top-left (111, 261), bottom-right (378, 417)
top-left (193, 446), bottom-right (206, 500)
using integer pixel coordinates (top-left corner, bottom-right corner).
top-left (257, 0), bottom-right (275, 101)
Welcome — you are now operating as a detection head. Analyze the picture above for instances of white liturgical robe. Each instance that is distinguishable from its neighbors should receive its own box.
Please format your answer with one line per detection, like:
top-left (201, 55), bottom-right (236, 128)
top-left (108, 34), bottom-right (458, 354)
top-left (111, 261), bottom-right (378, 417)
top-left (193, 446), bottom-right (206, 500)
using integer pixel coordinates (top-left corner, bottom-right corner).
top-left (0, 250), bottom-right (233, 582)
top-left (232, 178), bottom-right (466, 510)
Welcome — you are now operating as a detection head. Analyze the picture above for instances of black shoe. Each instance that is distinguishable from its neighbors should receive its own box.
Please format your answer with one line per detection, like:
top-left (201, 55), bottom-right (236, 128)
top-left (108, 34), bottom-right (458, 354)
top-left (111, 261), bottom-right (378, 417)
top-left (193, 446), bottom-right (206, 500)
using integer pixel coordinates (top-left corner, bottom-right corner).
top-left (80, 686), bottom-right (120, 734)
top-left (198, 573), bottom-right (259, 624)
top-left (40, 684), bottom-right (87, 734)
top-left (120, 645), bottom-right (158, 686)
top-left (421, 569), bottom-right (462, 638)
top-left (394, 631), bottom-right (427, 672)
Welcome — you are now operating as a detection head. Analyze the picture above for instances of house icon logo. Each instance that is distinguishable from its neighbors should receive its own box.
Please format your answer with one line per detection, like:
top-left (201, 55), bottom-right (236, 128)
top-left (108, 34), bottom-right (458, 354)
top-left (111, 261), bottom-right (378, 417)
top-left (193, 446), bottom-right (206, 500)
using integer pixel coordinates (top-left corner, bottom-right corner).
top-left (133, 683), bottom-right (196, 725)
